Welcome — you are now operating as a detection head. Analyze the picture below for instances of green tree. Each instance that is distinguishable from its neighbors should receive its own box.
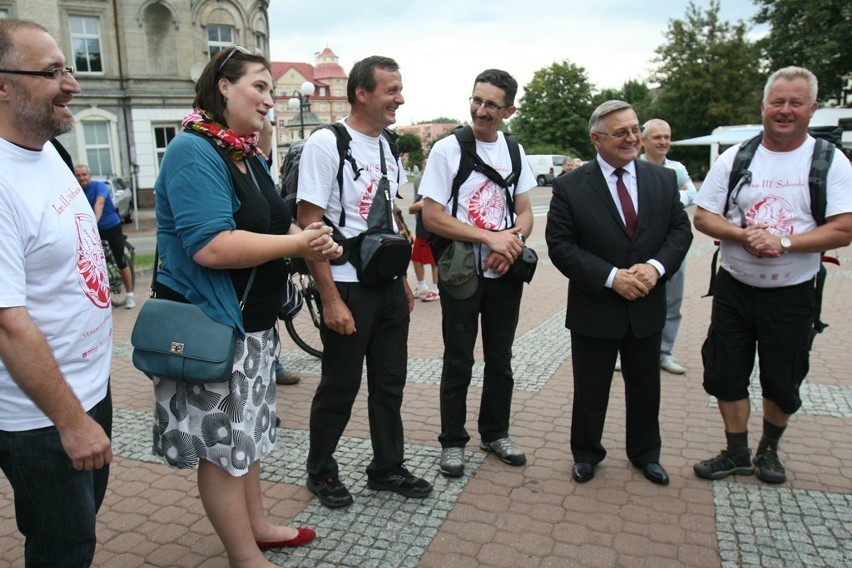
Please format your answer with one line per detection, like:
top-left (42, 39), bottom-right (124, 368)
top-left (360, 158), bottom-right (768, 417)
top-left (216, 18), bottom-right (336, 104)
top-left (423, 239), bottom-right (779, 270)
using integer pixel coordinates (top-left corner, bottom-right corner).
top-left (651, 0), bottom-right (763, 173)
top-left (396, 132), bottom-right (425, 170)
top-left (512, 60), bottom-right (596, 159)
top-left (591, 80), bottom-right (654, 125)
top-left (754, 0), bottom-right (852, 104)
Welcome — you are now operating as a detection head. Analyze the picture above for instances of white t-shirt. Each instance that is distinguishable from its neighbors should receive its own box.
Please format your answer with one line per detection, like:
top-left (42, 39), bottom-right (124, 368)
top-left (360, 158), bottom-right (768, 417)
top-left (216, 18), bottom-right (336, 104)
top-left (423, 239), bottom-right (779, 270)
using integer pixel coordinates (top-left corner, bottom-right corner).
top-left (417, 131), bottom-right (536, 278)
top-left (695, 136), bottom-right (852, 287)
top-left (0, 138), bottom-right (112, 431)
top-left (297, 121), bottom-right (407, 282)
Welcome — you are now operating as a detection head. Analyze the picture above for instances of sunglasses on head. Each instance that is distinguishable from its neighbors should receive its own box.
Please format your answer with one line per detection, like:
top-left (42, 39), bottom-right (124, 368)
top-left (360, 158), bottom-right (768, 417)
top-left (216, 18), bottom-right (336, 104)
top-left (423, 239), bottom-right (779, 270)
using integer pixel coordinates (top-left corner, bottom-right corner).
top-left (217, 45), bottom-right (251, 74)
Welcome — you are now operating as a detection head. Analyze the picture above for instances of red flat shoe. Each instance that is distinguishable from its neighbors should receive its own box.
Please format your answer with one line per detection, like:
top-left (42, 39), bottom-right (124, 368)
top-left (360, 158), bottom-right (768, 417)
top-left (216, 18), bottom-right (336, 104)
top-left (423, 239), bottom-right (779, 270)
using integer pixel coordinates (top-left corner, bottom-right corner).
top-left (256, 527), bottom-right (317, 550)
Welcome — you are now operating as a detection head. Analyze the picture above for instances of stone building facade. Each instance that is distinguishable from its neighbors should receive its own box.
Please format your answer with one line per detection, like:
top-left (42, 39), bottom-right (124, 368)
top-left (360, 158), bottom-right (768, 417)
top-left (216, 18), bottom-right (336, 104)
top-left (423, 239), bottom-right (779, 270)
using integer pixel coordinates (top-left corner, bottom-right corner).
top-left (0, 0), bottom-right (270, 198)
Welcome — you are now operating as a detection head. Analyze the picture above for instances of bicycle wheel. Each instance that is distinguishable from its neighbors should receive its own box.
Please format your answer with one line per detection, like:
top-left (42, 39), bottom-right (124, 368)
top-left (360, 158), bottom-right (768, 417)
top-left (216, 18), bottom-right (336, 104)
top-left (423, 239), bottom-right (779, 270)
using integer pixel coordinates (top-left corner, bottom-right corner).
top-left (284, 272), bottom-right (323, 358)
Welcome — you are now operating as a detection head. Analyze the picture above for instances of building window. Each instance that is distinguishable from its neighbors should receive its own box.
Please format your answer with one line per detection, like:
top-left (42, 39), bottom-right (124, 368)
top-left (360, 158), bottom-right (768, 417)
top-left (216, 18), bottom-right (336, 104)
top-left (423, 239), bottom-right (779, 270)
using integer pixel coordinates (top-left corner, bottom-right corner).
top-left (82, 121), bottom-right (112, 175)
top-left (154, 125), bottom-right (178, 167)
top-left (0, 9), bottom-right (8, 19)
top-left (69, 16), bottom-right (102, 73)
top-left (207, 24), bottom-right (234, 58)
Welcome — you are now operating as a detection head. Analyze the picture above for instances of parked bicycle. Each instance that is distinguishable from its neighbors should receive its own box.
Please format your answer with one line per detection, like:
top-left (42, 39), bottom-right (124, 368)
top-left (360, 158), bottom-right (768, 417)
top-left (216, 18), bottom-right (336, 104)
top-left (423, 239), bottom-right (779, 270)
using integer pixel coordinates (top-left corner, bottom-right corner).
top-left (284, 257), bottom-right (323, 358)
top-left (103, 236), bottom-right (135, 307)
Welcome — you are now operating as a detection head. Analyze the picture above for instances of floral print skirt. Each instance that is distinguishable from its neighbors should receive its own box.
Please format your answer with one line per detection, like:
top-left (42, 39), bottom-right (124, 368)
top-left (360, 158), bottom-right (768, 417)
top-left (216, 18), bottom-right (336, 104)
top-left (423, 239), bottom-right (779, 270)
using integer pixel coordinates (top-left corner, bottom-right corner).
top-left (152, 328), bottom-right (277, 477)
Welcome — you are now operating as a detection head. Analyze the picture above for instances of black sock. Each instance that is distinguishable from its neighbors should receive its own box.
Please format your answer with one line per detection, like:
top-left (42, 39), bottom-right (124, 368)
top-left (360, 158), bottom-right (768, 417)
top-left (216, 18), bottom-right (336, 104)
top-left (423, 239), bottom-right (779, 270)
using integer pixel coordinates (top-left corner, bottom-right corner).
top-left (725, 431), bottom-right (749, 456)
top-left (759, 419), bottom-right (786, 451)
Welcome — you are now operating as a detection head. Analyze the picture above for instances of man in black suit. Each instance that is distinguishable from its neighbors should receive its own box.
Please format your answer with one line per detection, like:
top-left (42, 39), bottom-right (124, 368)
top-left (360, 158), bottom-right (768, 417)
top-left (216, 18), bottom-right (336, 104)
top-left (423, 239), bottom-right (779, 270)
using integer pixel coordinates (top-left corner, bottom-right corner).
top-left (545, 100), bottom-right (692, 485)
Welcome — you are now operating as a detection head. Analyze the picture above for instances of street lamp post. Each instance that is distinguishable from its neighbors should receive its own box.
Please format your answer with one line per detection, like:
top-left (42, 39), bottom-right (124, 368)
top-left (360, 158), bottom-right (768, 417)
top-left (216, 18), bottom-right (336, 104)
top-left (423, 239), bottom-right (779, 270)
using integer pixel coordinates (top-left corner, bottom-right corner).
top-left (288, 80), bottom-right (316, 139)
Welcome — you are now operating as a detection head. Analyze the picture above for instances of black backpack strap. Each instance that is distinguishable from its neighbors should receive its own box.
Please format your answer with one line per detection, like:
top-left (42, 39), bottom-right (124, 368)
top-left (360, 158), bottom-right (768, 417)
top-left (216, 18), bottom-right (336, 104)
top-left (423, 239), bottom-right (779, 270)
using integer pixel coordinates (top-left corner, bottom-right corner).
top-left (50, 139), bottom-right (74, 172)
top-left (381, 128), bottom-right (401, 186)
top-left (706, 134), bottom-right (763, 297)
top-left (450, 125), bottom-right (478, 218)
top-left (809, 137), bottom-right (834, 226)
top-left (724, 133), bottom-right (763, 218)
top-left (808, 137), bottom-right (835, 336)
top-left (325, 122), bottom-right (359, 228)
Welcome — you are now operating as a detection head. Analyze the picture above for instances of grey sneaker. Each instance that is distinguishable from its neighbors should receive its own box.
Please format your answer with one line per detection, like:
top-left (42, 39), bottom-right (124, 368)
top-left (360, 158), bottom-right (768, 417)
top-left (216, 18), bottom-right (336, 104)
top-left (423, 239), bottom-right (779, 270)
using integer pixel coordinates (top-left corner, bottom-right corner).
top-left (753, 446), bottom-right (786, 484)
top-left (440, 447), bottom-right (465, 477)
top-left (694, 449), bottom-right (754, 480)
top-left (660, 355), bottom-right (686, 374)
top-left (480, 437), bottom-right (526, 466)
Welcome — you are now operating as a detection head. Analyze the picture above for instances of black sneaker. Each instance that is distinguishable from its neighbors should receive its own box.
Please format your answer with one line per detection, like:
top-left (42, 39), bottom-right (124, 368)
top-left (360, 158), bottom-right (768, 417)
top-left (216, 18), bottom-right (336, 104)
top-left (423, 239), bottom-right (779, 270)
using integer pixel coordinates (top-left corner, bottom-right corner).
top-left (367, 465), bottom-right (433, 498)
top-left (753, 446), bottom-right (787, 484)
top-left (306, 475), bottom-right (353, 508)
top-left (693, 449), bottom-right (754, 480)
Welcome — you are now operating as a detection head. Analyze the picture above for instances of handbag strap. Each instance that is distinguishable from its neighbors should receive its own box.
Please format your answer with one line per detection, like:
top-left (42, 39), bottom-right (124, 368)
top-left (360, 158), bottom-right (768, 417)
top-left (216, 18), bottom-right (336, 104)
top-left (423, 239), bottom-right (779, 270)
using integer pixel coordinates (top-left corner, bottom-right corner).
top-left (151, 248), bottom-right (257, 310)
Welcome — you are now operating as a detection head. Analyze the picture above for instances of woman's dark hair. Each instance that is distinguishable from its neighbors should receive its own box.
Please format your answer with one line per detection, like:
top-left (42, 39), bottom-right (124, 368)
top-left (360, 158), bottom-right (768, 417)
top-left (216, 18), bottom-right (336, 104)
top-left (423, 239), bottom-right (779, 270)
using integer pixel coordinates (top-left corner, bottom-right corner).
top-left (193, 47), bottom-right (271, 126)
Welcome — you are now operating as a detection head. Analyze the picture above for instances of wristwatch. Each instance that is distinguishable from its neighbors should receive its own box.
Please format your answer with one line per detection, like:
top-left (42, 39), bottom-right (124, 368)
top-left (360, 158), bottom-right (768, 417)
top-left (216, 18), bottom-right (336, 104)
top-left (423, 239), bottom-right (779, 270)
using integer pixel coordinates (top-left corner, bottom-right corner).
top-left (518, 232), bottom-right (527, 243)
top-left (780, 236), bottom-right (792, 254)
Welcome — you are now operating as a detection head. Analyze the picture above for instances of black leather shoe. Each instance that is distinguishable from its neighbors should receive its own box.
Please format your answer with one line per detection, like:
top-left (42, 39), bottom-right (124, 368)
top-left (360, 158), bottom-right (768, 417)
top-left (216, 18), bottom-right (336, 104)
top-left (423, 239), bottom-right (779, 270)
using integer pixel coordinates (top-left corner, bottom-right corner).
top-left (367, 465), bottom-right (433, 498)
top-left (572, 462), bottom-right (595, 483)
top-left (642, 463), bottom-right (670, 485)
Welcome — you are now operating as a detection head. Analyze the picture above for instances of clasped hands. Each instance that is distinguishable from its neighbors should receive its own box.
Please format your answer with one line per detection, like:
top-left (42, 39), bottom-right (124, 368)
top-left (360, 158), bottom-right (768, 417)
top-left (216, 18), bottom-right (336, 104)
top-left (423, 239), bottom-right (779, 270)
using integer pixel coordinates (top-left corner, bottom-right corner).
top-left (613, 263), bottom-right (660, 301)
top-left (301, 221), bottom-right (343, 261)
top-left (483, 227), bottom-right (525, 275)
top-left (741, 222), bottom-right (782, 258)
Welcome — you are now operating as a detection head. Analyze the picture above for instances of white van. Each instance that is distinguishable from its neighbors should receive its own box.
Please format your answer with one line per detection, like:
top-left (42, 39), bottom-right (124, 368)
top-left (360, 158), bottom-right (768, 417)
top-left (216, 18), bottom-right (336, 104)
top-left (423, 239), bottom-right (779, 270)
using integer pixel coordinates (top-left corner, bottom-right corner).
top-left (527, 154), bottom-right (568, 186)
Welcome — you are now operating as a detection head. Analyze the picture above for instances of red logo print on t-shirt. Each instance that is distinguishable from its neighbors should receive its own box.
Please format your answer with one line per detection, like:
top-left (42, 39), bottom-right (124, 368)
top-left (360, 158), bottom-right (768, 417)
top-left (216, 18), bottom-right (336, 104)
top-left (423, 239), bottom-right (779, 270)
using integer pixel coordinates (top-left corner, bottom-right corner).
top-left (75, 213), bottom-right (110, 308)
top-left (746, 195), bottom-right (795, 236)
top-left (468, 181), bottom-right (505, 230)
top-left (358, 178), bottom-right (378, 221)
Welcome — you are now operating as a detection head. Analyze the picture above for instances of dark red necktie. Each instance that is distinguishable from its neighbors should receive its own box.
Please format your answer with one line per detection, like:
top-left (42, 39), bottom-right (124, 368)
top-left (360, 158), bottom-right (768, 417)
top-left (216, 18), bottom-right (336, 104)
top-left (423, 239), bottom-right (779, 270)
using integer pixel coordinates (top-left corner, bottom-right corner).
top-left (615, 168), bottom-right (637, 237)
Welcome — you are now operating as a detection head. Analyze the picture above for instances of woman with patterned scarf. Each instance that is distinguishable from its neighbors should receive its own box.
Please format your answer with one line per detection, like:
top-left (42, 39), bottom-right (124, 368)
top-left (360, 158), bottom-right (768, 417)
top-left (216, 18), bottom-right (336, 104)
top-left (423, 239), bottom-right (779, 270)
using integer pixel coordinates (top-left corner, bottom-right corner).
top-left (151, 46), bottom-right (341, 566)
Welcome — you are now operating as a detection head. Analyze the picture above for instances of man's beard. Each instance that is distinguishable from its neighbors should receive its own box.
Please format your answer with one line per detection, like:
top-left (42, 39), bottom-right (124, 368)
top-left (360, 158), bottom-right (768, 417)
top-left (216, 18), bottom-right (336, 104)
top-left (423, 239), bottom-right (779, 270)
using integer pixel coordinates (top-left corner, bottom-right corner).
top-left (13, 84), bottom-right (74, 142)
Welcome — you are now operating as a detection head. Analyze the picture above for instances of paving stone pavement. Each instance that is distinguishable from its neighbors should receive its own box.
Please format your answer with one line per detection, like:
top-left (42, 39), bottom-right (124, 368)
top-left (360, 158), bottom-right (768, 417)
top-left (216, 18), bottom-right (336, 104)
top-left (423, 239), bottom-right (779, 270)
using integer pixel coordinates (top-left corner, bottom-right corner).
top-left (2, 196), bottom-right (852, 567)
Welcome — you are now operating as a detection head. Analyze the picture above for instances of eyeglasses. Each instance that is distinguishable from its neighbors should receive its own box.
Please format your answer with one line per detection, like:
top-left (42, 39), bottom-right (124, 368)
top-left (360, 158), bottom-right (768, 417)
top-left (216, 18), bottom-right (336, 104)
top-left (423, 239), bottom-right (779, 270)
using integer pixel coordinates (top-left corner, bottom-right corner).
top-left (595, 126), bottom-right (642, 140)
top-left (469, 96), bottom-right (508, 112)
top-left (217, 45), bottom-right (250, 74)
top-left (0, 66), bottom-right (74, 80)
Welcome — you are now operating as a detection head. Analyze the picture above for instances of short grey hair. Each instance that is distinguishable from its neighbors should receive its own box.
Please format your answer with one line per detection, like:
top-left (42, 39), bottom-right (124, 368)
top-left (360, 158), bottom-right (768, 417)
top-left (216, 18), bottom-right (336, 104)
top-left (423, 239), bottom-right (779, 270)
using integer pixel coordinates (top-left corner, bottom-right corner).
top-left (763, 66), bottom-right (818, 103)
top-left (589, 100), bottom-right (633, 133)
top-left (641, 118), bottom-right (670, 138)
top-left (0, 19), bottom-right (48, 68)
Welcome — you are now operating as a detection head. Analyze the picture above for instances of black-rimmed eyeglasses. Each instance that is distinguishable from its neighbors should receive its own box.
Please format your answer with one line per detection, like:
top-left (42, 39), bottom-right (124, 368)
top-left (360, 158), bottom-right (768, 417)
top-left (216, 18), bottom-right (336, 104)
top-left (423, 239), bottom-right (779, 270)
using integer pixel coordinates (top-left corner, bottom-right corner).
top-left (0, 67), bottom-right (74, 80)
top-left (217, 45), bottom-right (250, 73)
top-left (469, 96), bottom-right (508, 112)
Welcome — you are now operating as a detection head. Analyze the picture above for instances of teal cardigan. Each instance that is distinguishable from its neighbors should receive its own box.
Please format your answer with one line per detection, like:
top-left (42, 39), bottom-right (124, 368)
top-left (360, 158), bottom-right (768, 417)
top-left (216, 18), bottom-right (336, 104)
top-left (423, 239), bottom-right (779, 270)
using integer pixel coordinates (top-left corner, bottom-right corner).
top-left (154, 131), bottom-right (271, 334)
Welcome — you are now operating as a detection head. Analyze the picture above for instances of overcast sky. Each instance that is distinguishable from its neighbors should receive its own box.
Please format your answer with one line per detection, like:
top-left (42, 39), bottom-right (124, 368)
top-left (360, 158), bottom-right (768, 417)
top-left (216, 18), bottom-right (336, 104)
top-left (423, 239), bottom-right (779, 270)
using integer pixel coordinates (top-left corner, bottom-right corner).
top-left (268, 0), bottom-right (766, 125)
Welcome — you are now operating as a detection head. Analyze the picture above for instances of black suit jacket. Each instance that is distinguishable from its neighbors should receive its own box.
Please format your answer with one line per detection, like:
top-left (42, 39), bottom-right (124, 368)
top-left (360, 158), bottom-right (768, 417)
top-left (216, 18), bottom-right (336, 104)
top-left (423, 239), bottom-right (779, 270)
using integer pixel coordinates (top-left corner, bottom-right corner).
top-left (546, 158), bottom-right (692, 339)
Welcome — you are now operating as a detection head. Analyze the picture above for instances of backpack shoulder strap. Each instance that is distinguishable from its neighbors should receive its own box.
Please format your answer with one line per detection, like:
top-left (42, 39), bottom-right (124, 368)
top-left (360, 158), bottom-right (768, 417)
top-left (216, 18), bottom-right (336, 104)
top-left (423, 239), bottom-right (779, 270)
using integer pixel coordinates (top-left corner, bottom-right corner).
top-left (809, 137), bottom-right (834, 226)
top-left (380, 128), bottom-right (401, 184)
top-left (724, 133), bottom-right (763, 217)
top-left (450, 125), bottom-right (478, 218)
top-left (505, 135), bottom-right (522, 194)
top-left (325, 122), bottom-right (359, 228)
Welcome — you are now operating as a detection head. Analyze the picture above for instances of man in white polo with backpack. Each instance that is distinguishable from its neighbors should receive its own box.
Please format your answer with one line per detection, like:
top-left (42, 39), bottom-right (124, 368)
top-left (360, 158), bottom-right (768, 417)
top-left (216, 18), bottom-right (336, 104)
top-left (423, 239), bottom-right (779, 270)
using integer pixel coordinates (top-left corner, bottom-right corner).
top-left (693, 66), bottom-right (852, 485)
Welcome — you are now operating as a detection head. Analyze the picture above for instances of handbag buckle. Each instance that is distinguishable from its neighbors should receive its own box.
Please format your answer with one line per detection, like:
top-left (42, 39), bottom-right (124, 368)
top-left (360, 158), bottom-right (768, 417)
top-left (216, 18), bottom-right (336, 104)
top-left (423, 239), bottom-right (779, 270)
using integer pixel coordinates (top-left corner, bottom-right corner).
top-left (170, 341), bottom-right (185, 354)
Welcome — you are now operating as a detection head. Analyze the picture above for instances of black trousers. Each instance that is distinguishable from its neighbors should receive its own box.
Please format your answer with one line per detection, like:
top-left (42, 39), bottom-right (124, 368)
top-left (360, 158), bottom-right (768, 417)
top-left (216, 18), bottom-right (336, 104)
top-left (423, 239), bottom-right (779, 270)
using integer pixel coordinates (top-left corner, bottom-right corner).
top-left (307, 280), bottom-right (409, 478)
top-left (570, 328), bottom-right (662, 466)
top-left (438, 275), bottom-right (523, 449)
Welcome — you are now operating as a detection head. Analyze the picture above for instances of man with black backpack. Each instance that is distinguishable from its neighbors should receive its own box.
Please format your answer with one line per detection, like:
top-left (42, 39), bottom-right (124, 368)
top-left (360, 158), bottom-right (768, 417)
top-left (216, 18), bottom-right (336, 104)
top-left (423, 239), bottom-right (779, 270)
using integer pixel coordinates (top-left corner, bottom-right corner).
top-left (693, 66), bottom-right (852, 485)
top-left (296, 55), bottom-right (432, 508)
top-left (420, 69), bottom-right (536, 478)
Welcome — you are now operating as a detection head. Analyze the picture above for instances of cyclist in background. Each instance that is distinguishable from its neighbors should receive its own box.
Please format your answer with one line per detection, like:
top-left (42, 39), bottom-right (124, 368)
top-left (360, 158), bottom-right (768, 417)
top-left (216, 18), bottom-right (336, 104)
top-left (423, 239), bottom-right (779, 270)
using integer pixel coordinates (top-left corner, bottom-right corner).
top-left (76, 164), bottom-right (136, 309)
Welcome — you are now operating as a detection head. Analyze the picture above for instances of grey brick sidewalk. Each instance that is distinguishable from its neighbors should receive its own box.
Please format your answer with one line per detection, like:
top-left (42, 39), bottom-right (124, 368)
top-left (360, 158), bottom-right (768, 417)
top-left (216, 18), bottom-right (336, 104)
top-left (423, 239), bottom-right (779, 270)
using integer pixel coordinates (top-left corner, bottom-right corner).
top-left (2, 201), bottom-right (852, 567)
